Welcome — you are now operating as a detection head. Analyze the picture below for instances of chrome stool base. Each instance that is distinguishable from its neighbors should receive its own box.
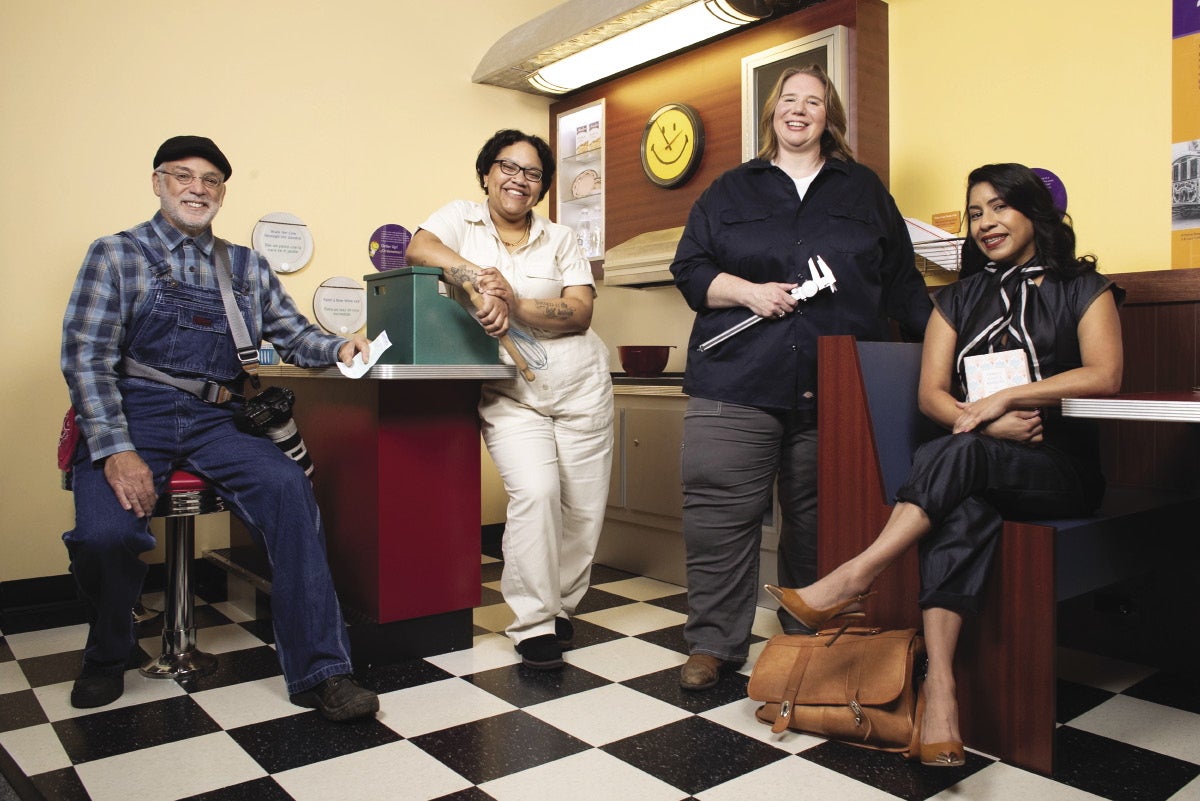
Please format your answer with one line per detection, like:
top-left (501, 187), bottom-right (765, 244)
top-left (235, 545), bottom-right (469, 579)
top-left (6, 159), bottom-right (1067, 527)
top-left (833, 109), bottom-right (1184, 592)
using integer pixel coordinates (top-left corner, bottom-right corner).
top-left (139, 471), bottom-right (223, 681)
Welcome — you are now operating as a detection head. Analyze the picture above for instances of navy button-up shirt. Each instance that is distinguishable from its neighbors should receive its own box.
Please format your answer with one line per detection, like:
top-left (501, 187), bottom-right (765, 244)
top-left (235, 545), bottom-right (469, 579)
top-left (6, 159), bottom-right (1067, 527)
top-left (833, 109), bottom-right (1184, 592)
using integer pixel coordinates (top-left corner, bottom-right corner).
top-left (671, 158), bottom-right (932, 412)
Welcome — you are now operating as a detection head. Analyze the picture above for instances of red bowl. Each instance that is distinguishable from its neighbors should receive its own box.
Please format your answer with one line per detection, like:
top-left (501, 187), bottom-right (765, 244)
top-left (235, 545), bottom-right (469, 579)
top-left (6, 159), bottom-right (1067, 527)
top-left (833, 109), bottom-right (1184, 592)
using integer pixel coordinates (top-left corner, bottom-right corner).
top-left (618, 345), bottom-right (673, 377)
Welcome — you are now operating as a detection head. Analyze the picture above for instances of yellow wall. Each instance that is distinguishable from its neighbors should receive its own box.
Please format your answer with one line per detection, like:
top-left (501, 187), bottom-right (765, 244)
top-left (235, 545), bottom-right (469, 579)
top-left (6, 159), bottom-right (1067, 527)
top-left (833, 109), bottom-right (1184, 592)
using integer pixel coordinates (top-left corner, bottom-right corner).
top-left (886, 0), bottom-right (1171, 272)
top-left (0, 0), bottom-right (557, 582)
top-left (0, 0), bottom-right (1175, 583)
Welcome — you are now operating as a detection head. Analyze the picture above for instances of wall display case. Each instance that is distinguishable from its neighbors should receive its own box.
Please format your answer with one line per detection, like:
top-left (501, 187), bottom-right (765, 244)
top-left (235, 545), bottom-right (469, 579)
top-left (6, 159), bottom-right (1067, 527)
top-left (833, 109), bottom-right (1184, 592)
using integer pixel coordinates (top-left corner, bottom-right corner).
top-left (555, 99), bottom-right (605, 261)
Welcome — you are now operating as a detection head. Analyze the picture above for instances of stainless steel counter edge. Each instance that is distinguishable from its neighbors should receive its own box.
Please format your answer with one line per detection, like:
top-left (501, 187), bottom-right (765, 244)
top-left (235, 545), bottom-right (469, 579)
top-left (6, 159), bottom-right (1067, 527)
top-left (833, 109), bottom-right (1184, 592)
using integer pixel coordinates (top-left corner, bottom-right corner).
top-left (258, 364), bottom-right (517, 380)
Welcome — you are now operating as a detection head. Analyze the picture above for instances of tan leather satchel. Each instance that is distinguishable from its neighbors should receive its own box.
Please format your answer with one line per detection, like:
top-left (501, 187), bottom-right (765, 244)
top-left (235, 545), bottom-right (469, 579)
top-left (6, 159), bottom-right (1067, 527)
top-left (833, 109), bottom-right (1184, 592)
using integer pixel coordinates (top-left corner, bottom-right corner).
top-left (747, 628), bottom-right (925, 754)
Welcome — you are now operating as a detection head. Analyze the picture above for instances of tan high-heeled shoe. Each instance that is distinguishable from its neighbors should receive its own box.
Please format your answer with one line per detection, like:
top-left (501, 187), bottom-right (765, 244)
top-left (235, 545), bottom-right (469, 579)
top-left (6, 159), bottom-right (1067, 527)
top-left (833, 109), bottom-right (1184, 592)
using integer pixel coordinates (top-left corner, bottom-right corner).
top-left (764, 585), bottom-right (875, 635)
top-left (909, 682), bottom-right (966, 767)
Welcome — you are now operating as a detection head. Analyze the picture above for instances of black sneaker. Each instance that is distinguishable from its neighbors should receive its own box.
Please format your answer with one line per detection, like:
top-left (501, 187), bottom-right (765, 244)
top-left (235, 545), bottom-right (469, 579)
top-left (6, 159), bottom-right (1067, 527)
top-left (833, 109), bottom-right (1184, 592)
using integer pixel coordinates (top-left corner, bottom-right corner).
top-left (290, 675), bottom-right (379, 722)
top-left (515, 634), bottom-right (564, 669)
top-left (555, 616), bottom-right (574, 648)
top-left (70, 668), bottom-right (124, 709)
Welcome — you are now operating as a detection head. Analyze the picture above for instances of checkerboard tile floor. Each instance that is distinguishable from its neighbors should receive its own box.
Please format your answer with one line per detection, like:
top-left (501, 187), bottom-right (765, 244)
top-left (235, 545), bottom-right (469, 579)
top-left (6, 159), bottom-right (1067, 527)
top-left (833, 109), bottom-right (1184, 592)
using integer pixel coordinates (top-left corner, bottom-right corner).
top-left (3, 557), bottom-right (1199, 801)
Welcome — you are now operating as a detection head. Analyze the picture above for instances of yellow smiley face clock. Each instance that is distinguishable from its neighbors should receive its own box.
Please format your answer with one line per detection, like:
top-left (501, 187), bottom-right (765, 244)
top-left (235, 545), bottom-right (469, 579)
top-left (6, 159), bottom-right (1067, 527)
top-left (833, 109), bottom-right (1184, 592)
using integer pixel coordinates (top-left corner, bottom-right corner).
top-left (640, 103), bottom-right (705, 189)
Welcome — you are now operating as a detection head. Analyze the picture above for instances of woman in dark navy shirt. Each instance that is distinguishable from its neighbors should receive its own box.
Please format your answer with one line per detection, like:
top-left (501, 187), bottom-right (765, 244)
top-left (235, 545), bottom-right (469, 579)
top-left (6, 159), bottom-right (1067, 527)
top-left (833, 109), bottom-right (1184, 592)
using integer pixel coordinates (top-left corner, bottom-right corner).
top-left (768, 162), bottom-right (1124, 766)
top-left (670, 64), bottom-right (931, 692)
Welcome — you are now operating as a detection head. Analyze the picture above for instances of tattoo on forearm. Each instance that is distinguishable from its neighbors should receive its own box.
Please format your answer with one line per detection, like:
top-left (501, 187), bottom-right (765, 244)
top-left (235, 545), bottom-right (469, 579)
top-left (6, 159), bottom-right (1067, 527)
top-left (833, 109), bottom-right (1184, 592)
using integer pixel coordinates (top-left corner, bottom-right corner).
top-left (447, 265), bottom-right (476, 286)
top-left (533, 299), bottom-right (574, 320)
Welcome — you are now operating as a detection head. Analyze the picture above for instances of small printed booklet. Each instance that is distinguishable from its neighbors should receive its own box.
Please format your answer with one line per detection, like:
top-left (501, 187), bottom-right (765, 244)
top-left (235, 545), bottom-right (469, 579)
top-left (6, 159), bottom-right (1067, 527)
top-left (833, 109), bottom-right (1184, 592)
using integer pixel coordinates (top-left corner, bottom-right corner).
top-left (963, 348), bottom-right (1031, 402)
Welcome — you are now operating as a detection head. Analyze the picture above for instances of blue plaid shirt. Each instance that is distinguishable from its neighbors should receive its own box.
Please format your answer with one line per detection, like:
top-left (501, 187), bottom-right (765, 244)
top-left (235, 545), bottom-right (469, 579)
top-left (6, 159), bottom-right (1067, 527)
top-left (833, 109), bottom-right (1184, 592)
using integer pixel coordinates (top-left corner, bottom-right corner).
top-left (62, 212), bottom-right (345, 461)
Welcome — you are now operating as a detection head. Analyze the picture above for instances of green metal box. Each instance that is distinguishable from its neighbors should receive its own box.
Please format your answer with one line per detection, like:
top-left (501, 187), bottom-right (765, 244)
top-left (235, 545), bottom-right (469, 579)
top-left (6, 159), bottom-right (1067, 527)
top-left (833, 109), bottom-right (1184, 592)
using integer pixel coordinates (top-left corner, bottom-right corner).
top-left (364, 267), bottom-right (497, 365)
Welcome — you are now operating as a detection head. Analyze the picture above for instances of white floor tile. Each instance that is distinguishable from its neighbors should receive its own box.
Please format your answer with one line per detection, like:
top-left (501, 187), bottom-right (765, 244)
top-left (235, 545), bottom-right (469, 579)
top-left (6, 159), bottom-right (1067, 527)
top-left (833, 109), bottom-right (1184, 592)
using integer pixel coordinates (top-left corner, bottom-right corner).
top-left (34, 669), bottom-right (187, 722)
top-left (524, 683), bottom-right (691, 746)
top-left (1169, 774), bottom-right (1200, 800)
top-left (4, 624), bottom-right (90, 660)
top-left (482, 579), bottom-right (503, 592)
top-left (473, 602), bottom-right (515, 634)
top-left (206, 600), bottom-right (254, 623)
top-left (274, 740), bottom-right (472, 801)
top-left (700, 697), bottom-right (824, 754)
top-left (425, 633), bottom-right (520, 676)
top-left (564, 637), bottom-right (685, 683)
top-left (750, 605), bottom-right (786, 640)
top-left (928, 761), bottom-right (1107, 801)
top-left (576, 601), bottom-right (686, 636)
top-left (75, 731), bottom-right (265, 801)
top-left (1056, 646), bottom-right (1156, 693)
top-left (0, 660), bottom-right (31, 694)
top-left (593, 576), bottom-right (685, 601)
top-left (189, 676), bottom-right (299, 729)
top-left (377, 677), bottom-right (516, 738)
top-left (1068, 694), bottom-right (1200, 764)
top-left (480, 747), bottom-right (684, 801)
top-left (0, 723), bottom-right (72, 776)
top-left (136, 622), bottom-right (266, 659)
top-left (482, 554), bottom-right (500, 564)
top-left (697, 752), bottom-right (896, 801)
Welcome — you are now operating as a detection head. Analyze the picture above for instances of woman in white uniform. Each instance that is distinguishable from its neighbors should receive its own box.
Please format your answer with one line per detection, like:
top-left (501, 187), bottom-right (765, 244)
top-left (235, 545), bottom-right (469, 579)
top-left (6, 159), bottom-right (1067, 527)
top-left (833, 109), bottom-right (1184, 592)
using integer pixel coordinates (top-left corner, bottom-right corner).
top-left (407, 129), bottom-right (613, 669)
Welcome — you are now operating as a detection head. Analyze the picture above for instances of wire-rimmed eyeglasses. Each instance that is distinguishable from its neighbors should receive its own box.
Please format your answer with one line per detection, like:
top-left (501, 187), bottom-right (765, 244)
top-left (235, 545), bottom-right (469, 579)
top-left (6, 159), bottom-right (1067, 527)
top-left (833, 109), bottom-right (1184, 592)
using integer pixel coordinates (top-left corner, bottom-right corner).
top-left (155, 170), bottom-right (224, 190)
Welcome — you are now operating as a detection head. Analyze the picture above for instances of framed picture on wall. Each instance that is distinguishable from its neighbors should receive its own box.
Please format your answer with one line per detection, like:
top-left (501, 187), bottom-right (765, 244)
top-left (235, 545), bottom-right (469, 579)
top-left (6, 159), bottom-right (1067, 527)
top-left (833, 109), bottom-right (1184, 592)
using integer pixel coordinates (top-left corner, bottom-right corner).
top-left (741, 26), bottom-right (848, 162)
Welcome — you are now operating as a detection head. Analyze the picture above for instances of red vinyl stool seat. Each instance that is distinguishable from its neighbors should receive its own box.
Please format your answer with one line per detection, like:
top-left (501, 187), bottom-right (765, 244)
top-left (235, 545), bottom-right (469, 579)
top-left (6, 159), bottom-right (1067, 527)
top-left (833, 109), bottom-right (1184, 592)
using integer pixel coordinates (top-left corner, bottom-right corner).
top-left (140, 470), bottom-right (225, 680)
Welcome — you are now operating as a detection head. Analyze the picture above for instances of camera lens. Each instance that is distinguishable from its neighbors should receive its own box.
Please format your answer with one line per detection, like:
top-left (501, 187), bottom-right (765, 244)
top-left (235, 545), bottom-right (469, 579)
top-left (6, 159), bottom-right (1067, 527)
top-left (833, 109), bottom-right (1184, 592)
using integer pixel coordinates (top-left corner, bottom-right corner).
top-left (266, 419), bottom-right (314, 476)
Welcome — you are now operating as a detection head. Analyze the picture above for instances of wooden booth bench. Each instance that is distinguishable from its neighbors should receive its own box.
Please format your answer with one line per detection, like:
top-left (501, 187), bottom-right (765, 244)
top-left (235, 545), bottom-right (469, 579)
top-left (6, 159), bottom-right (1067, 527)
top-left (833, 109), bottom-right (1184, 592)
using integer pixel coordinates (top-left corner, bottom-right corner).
top-left (815, 335), bottom-right (1199, 776)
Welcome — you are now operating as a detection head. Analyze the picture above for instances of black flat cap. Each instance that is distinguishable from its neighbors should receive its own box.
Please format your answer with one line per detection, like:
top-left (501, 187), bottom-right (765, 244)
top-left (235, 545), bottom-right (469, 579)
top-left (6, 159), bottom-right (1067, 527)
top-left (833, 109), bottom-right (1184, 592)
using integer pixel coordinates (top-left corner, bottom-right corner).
top-left (153, 135), bottom-right (232, 180)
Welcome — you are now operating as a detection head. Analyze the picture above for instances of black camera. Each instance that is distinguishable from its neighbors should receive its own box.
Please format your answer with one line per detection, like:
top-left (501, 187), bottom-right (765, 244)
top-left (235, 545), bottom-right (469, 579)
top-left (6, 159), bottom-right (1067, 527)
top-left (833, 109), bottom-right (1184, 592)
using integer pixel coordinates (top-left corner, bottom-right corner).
top-left (234, 386), bottom-right (314, 476)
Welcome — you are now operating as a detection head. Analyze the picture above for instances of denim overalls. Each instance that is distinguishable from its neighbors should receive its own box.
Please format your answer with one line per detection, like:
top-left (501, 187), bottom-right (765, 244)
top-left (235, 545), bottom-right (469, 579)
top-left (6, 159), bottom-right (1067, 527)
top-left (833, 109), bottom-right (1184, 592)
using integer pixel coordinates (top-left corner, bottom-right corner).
top-left (63, 236), bottom-right (353, 694)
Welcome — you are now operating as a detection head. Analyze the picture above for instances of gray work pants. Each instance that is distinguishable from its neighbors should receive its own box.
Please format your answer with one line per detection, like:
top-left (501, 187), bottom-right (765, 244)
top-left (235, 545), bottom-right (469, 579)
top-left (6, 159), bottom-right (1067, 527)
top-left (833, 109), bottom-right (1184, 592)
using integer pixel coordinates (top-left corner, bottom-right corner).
top-left (680, 398), bottom-right (817, 661)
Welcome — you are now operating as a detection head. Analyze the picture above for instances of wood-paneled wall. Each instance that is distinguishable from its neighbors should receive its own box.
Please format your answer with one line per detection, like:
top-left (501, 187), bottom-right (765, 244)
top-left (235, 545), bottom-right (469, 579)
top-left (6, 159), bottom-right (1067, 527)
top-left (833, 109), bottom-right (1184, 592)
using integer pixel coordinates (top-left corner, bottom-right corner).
top-left (548, 0), bottom-right (888, 252)
top-left (1100, 267), bottom-right (1200, 490)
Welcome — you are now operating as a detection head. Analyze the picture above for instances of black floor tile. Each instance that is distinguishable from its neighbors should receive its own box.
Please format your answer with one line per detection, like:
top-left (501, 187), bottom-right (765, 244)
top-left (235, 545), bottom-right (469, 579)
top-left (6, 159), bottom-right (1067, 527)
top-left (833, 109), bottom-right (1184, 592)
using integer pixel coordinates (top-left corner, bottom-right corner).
top-left (645, 592), bottom-right (691, 615)
top-left (801, 739), bottom-right (989, 801)
top-left (590, 564), bottom-right (639, 585)
top-left (466, 662), bottom-right (610, 707)
top-left (635, 623), bottom-right (689, 655)
top-left (411, 709), bottom-right (590, 785)
top-left (180, 775), bottom-right (296, 800)
top-left (18, 645), bottom-right (151, 689)
top-left (236, 618), bottom-right (275, 645)
top-left (479, 585), bottom-right (503, 606)
top-left (565, 616), bottom-right (625, 650)
top-left (1122, 669), bottom-right (1200, 716)
top-left (431, 788), bottom-right (499, 801)
top-left (622, 665), bottom-right (749, 713)
top-left (356, 657), bottom-right (454, 695)
top-left (1057, 677), bottom-right (1117, 723)
top-left (574, 588), bottom-right (636, 615)
top-left (0, 689), bottom-right (49, 733)
top-left (0, 638), bottom-right (13, 662)
top-left (29, 766), bottom-right (90, 801)
top-left (226, 709), bottom-right (400, 774)
top-left (480, 562), bottom-right (504, 584)
top-left (602, 715), bottom-right (786, 796)
top-left (176, 645), bottom-right (283, 693)
top-left (1052, 725), bottom-right (1200, 801)
top-left (53, 694), bottom-right (222, 763)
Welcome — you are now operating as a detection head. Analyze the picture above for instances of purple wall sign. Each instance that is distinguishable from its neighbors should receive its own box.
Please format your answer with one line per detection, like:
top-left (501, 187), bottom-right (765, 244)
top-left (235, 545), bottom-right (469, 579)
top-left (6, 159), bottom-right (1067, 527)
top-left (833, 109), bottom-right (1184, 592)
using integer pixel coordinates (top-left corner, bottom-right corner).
top-left (1031, 167), bottom-right (1068, 213)
top-left (369, 224), bottom-right (412, 271)
top-left (1175, 0), bottom-right (1200, 38)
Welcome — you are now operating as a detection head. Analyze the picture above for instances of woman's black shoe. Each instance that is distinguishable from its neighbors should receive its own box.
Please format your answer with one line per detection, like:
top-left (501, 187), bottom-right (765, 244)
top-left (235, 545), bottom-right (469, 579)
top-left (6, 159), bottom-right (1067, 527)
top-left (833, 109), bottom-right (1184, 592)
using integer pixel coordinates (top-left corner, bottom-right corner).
top-left (516, 634), bottom-right (564, 669)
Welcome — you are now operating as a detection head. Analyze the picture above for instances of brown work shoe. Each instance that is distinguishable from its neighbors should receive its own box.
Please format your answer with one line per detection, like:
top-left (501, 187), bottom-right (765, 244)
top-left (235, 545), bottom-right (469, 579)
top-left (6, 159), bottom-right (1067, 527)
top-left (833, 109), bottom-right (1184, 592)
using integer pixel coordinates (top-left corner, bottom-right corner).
top-left (680, 653), bottom-right (725, 691)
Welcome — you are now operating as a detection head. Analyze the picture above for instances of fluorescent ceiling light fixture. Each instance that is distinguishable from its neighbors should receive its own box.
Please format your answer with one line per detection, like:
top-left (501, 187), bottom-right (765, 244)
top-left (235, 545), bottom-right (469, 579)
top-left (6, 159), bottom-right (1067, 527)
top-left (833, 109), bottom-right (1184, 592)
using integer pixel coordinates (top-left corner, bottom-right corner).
top-left (528, 1), bottom-right (764, 94)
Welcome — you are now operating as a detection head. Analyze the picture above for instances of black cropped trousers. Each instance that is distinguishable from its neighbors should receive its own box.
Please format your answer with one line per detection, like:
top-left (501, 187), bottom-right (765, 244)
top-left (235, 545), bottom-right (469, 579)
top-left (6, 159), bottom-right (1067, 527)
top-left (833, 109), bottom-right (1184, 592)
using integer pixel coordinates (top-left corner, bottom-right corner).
top-left (894, 431), bottom-right (1104, 613)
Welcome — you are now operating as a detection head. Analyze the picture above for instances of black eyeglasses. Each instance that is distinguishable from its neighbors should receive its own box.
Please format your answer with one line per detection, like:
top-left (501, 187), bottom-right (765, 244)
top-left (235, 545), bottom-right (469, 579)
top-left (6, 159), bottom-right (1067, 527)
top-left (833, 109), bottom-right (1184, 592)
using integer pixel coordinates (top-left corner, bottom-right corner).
top-left (155, 170), bottom-right (223, 190)
top-left (492, 159), bottom-right (543, 183)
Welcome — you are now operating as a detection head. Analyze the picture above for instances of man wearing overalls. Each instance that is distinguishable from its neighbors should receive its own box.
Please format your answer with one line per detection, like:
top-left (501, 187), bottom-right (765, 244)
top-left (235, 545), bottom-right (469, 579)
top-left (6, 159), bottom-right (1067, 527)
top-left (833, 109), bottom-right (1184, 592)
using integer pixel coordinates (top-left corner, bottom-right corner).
top-left (60, 135), bottom-right (378, 721)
